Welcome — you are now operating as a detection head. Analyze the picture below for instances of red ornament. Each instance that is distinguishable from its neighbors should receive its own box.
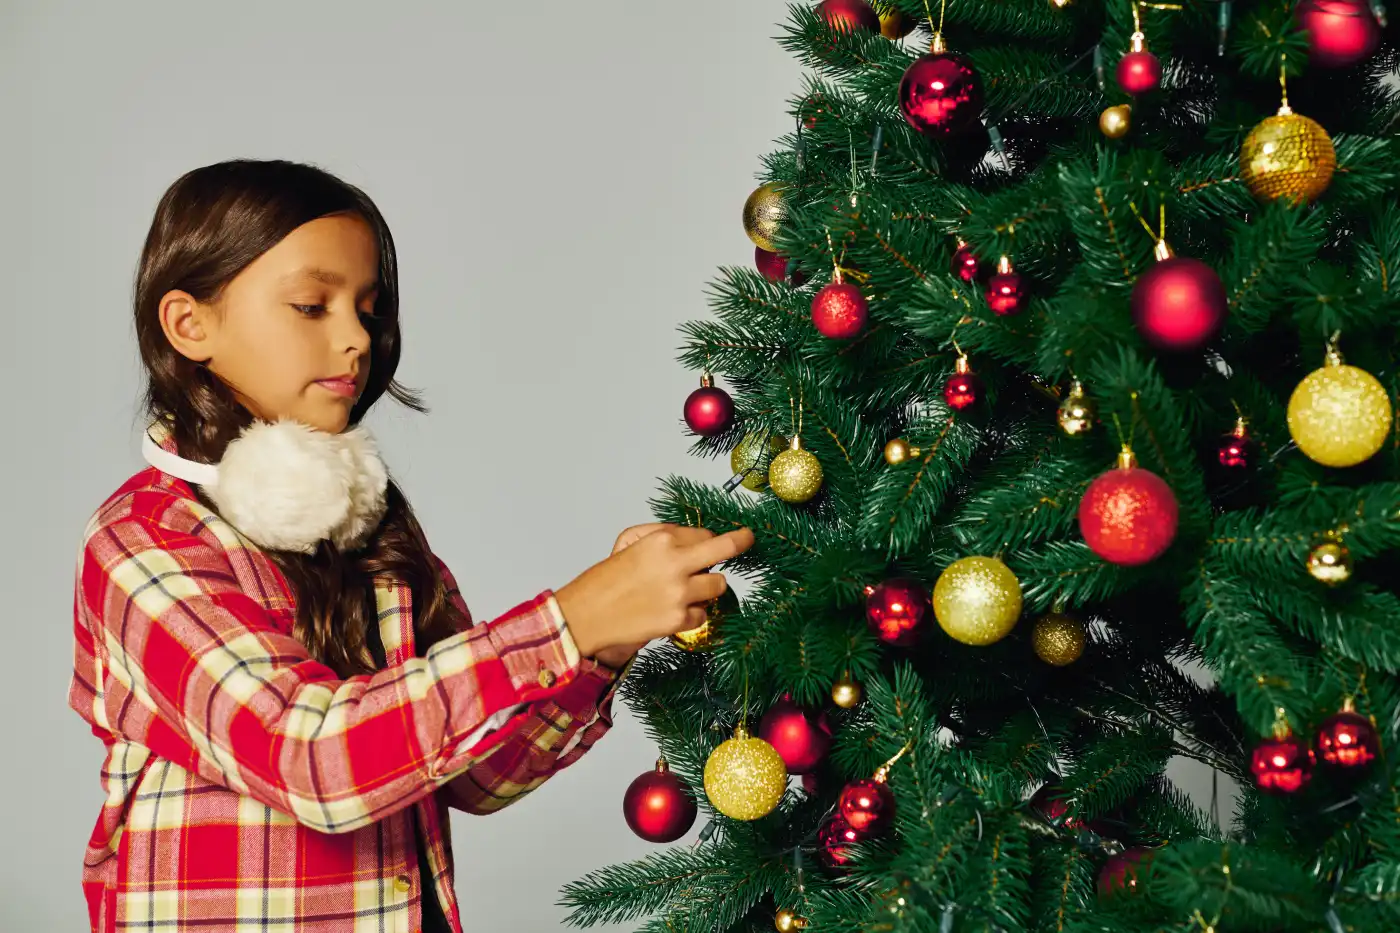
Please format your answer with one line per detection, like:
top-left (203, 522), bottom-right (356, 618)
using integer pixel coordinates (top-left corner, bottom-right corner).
top-left (1217, 417), bottom-right (1252, 469)
top-left (755, 246), bottom-right (808, 285)
top-left (898, 39), bottom-right (984, 137)
top-left (1116, 26), bottom-right (1161, 95)
top-left (811, 281), bottom-right (869, 339)
top-left (817, 814), bottom-right (861, 869)
top-left (683, 375), bottom-right (735, 437)
top-left (1316, 702), bottom-right (1380, 769)
top-left (1030, 783), bottom-right (1084, 830)
top-left (1078, 447), bottom-right (1179, 566)
top-left (758, 696), bottom-right (832, 774)
top-left (985, 256), bottom-right (1027, 316)
top-left (815, 0), bottom-right (881, 33)
top-left (1097, 847), bottom-right (1152, 897)
top-left (623, 758), bottom-right (698, 843)
top-left (865, 577), bottom-right (932, 646)
top-left (942, 357), bottom-right (982, 412)
top-left (1131, 246), bottom-right (1227, 351)
top-left (838, 776), bottom-right (895, 835)
top-left (1296, 0), bottom-right (1382, 68)
top-left (1251, 730), bottom-right (1315, 794)
top-left (952, 240), bottom-right (980, 283)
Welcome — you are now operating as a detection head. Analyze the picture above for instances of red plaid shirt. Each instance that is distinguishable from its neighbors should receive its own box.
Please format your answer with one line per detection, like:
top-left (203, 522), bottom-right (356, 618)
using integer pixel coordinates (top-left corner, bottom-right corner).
top-left (68, 448), bottom-right (627, 933)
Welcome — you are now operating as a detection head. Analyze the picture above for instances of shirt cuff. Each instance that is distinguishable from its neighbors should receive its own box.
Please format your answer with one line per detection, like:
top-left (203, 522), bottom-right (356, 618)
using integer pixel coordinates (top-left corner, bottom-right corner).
top-left (483, 590), bottom-right (582, 699)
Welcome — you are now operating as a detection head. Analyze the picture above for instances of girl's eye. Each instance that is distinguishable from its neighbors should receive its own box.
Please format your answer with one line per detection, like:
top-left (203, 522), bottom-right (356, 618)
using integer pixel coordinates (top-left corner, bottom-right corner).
top-left (292, 303), bottom-right (327, 317)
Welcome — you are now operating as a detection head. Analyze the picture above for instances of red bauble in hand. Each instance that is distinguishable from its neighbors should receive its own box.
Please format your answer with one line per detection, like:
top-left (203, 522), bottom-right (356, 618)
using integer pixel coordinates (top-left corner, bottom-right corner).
top-left (1131, 251), bottom-right (1227, 351)
top-left (985, 256), bottom-right (1027, 316)
top-left (817, 814), bottom-right (861, 869)
top-left (623, 758), bottom-right (698, 843)
top-left (1097, 847), bottom-right (1152, 897)
top-left (865, 577), bottom-right (932, 646)
top-left (755, 246), bottom-right (809, 285)
top-left (1316, 704), bottom-right (1380, 770)
top-left (815, 0), bottom-right (881, 33)
top-left (839, 776), bottom-right (895, 835)
top-left (683, 376), bottom-right (735, 437)
top-left (758, 696), bottom-right (832, 774)
top-left (1296, 0), bottom-right (1382, 68)
top-left (1251, 732), bottom-right (1315, 794)
top-left (1078, 449), bottom-right (1178, 566)
top-left (812, 282), bottom-right (869, 339)
top-left (898, 44), bottom-right (984, 137)
top-left (952, 240), bottom-right (980, 283)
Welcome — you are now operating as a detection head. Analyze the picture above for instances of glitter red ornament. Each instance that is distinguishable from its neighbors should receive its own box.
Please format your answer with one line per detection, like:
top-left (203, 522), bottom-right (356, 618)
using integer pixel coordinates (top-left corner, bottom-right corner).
top-left (952, 239), bottom-right (980, 283)
top-left (1251, 720), bottom-right (1315, 794)
top-left (985, 256), bottom-right (1027, 316)
top-left (1218, 416), bottom-right (1253, 469)
top-left (623, 758), bottom-right (698, 843)
top-left (898, 35), bottom-right (984, 137)
top-left (1078, 446), bottom-right (1179, 566)
top-left (815, 0), bottom-right (881, 34)
top-left (812, 281), bottom-right (869, 339)
top-left (817, 814), bottom-right (861, 869)
top-left (865, 577), bottom-right (933, 646)
top-left (1131, 241), bottom-right (1227, 352)
top-left (1316, 700), bottom-right (1380, 770)
top-left (839, 776), bottom-right (895, 836)
top-left (1296, 0), bottom-right (1382, 69)
top-left (758, 696), bottom-right (833, 774)
top-left (1097, 847), bottom-right (1152, 897)
top-left (683, 374), bottom-right (736, 437)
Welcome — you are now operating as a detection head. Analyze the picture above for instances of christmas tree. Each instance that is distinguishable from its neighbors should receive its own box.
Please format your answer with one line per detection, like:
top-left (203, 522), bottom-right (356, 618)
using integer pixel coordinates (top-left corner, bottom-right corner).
top-left (562, 1), bottom-right (1400, 930)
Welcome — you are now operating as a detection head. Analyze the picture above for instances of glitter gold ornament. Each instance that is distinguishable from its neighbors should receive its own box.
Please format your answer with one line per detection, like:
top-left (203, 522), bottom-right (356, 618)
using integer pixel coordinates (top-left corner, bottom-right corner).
top-left (1307, 537), bottom-right (1353, 585)
top-left (731, 430), bottom-right (788, 491)
top-left (769, 437), bottom-right (824, 503)
top-left (1287, 341), bottom-right (1392, 468)
top-left (743, 182), bottom-right (789, 252)
top-left (1240, 106), bottom-right (1336, 204)
top-left (775, 908), bottom-right (809, 931)
top-left (832, 673), bottom-right (862, 708)
top-left (1032, 612), bottom-right (1086, 666)
top-left (884, 437), bottom-right (922, 465)
top-left (933, 556), bottom-right (1023, 646)
top-left (1057, 378), bottom-right (1095, 436)
top-left (703, 723), bottom-right (788, 821)
top-left (670, 586), bottom-right (740, 651)
top-left (1098, 104), bottom-right (1131, 138)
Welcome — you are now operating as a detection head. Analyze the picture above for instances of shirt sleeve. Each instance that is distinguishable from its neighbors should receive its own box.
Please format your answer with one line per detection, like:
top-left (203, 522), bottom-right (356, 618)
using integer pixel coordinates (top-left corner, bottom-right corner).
top-left (433, 557), bottom-right (631, 815)
top-left (80, 491), bottom-right (591, 835)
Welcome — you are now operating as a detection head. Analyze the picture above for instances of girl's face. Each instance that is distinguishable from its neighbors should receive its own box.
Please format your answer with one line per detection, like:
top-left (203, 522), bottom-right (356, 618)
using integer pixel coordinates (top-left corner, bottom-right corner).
top-left (160, 213), bottom-right (379, 434)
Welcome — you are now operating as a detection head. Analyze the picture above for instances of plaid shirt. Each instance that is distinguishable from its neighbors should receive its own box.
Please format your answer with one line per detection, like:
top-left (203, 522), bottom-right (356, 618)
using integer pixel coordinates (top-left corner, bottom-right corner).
top-left (68, 445), bottom-right (628, 933)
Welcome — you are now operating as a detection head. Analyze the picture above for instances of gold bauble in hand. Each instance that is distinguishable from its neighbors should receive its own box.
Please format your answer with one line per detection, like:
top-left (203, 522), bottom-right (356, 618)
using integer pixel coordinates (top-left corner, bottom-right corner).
top-left (1307, 539), bottom-right (1353, 586)
top-left (731, 430), bottom-right (788, 491)
top-left (670, 587), bottom-right (740, 651)
top-left (703, 723), bottom-right (787, 821)
top-left (933, 556), bottom-right (1023, 646)
top-left (1240, 108), bottom-right (1336, 204)
top-left (1032, 613), bottom-right (1087, 666)
top-left (743, 182), bottom-right (789, 252)
top-left (1098, 104), bottom-right (1131, 139)
top-left (769, 437), bottom-right (824, 504)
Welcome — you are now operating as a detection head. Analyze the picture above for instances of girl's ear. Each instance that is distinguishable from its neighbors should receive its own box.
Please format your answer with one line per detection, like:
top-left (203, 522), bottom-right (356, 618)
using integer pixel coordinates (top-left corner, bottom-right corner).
top-left (159, 289), bottom-right (217, 363)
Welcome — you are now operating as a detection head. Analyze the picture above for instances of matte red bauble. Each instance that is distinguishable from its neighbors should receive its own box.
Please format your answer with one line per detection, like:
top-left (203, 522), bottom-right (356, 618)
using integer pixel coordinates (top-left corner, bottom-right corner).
top-left (817, 814), bottom-right (861, 869)
top-left (1097, 847), bottom-right (1152, 897)
top-left (683, 376), bottom-right (735, 437)
top-left (623, 759), bottom-right (698, 843)
top-left (1251, 733), bottom-right (1315, 794)
top-left (816, 0), bottom-right (881, 33)
top-left (1316, 707), bottom-right (1380, 769)
top-left (755, 246), bottom-right (809, 285)
top-left (758, 696), bottom-right (833, 774)
top-left (1296, 0), bottom-right (1382, 68)
top-left (952, 241), bottom-right (980, 283)
top-left (839, 777), bottom-right (895, 835)
top-left (1078, 449), bottom-right (1179, 566)
top-left (1116, 50), bottom-right (1161, 94)
top-left (865, 577), bottom-right (933, 646)
top-left (812, 282), bottom-right (869, 339)
top-left (1030, 783), bottom-right (1084, 829)
top-left (1131, 252), bottom-right (1227, 351)
top-left (898, 45), bottom-right (984, 137)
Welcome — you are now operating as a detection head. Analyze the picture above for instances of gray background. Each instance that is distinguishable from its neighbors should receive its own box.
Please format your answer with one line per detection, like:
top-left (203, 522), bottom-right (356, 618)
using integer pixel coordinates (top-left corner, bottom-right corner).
top-left (0, 2), bottom-right (1228, 930)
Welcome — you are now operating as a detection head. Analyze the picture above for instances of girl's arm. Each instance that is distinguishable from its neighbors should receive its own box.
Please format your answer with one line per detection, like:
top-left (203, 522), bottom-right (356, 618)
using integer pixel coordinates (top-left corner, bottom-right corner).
top-left (432, 557), bottom-right (630, 814)
top-left (76, 490), bottom-right (598, 835)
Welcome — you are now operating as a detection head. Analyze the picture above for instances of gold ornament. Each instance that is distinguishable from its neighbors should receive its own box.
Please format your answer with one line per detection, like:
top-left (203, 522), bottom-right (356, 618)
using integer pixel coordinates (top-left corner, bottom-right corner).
top-left (670, 587), bottom-right (739, 651)
top-left (1032, 613), bottom-right (1086, 666)
top-left (731, 430), bottom-right (788, 491)
top-left (775, 908), bottom-right (809, 932)
top-left (831, 673), bottom-right (862, 709)
top-left (1057, 378), bottom-right (1095, 437)
top-left (703, 723), bottom-right (787, 821)
top-left (743, 182), bottom-right (788, 252)
top-left (874, 2), bottom-right (917, 39)
top-left (769, 437), bottom-right (824, 503)
top-left (884, 437), bottom-right (922, 465)
top-left (1098, 104), bottom-right (1131, 139)
top-left (933, 556), bottom-right (1023, 646)
top-left (1307, 538), bottom-right (1353, 586)
top-left (1287, 341), bottom-right (1392, 468)
top-left (1240, 106), bottom-right (1336, 204)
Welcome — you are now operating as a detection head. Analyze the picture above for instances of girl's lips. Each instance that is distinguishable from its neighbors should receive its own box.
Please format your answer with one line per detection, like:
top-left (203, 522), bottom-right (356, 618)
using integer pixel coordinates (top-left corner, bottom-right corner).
top-left (316, 378), bottom-right (358, 398)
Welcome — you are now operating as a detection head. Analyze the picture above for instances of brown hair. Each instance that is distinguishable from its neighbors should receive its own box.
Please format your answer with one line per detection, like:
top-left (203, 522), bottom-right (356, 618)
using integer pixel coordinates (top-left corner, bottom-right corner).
top-left (133, 159), bottom-right (460, 676)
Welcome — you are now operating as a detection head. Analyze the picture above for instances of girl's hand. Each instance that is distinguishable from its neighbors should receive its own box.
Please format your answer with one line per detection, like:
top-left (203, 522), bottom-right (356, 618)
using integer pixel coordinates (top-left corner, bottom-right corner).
top-left (591, 524), bottom-right (698, 667)
top-left (555, 525), bottom-right (755, 661)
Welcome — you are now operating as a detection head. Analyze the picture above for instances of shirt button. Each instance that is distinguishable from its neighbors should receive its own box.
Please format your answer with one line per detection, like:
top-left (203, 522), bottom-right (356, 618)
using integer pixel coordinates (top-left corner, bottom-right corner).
top-left (538, 668), bottom-right (557, 688)
top-left (395, 874), bottom-right (412, 892)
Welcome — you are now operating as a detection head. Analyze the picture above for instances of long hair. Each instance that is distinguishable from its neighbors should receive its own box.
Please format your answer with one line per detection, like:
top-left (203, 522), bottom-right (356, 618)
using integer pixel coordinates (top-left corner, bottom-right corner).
top-left (133, 159), bottom-right (461, 676)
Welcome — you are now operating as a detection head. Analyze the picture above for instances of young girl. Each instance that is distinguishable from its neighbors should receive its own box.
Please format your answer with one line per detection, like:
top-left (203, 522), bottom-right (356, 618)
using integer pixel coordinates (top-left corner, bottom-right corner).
top-left (68, 159), bottom-right (754, 933)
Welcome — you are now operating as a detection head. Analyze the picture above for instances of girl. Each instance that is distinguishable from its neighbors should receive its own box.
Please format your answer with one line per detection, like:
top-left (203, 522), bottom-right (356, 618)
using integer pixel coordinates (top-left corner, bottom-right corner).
top-left (68, 159), bottom-right (754, 933)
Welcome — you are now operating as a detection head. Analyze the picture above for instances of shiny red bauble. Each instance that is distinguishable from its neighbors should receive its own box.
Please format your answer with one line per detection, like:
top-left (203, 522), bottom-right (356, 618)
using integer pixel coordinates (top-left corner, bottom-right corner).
top-left (952, 242), bottom-right (980, 283)
top-left (1078, 462), bottom-right (1179, 566)
top-left (683, 379), bottom-right (735, 437)
top-left (1217, 427), bottom-right (1253, 469)
top-left (898, 52), bottom-right (984, 137)
top-left (1116, 50), bottom-right (1161, 94)
top-left (1030, 783), bottom-right (1084, 829)
top-left (839, 777), bottom-right (896, 835)
top-left (817, 814), bottom-right (862, 869)
top-left (1296, 0), bottom-right (1382, 68)
top-left (812, 282), bottom-right (869, 339)
top-left (622, 760), bottom-right (698, 843)
top-left (816, 0), bottom-right (881, 33)
top-left (1097, 847), bottom-right (1152, 897)
top-left (758, 696), bottom-right (832, 774)
top-left (943, 368), bottom-right (981, 411)
top-left (1251, 734), bottom-right (1315, 794)
top-left (1131, 256), bottom-right (1227, 351)
top-left (1316, 710), bottom-right (1380, 769)
top-left (985, 269), bottom-right (1027, 316)
top-left (865, 578), bottom-right (933, 646)
top-left (755, 246), bottom-right (808, 285)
